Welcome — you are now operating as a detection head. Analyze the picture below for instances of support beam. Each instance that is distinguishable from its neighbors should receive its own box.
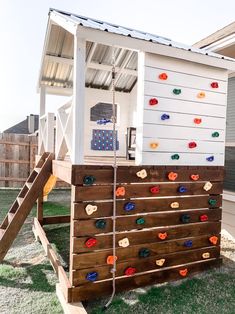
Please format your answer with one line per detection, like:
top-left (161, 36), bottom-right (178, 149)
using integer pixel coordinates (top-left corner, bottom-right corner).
top-left (40, 86), bottom-right (46, 116)
top-left (71, 35), bottom-right (86, 164)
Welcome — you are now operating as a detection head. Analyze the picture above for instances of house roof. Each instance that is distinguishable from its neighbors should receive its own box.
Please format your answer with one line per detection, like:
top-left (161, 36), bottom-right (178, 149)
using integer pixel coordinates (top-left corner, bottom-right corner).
top-left (3, 115), bottom-right (39, 135)
top-left (38, 9), bottom-right (235, 96)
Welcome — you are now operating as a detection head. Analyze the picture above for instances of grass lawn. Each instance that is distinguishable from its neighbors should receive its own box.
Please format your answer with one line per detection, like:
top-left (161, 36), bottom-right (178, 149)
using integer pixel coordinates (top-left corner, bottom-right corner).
top-left (0, 189), bottom-right (235, 314)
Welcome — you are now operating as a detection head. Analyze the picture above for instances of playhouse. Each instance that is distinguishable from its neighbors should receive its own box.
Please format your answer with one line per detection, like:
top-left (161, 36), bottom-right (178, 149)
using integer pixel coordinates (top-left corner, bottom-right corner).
top-left (1, 8), bottom-right (235, 308)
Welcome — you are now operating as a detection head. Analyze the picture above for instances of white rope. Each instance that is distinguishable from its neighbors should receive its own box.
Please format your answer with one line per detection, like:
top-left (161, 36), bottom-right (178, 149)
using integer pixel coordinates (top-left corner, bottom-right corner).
top-left (104, 47), bottom-right (117, 309)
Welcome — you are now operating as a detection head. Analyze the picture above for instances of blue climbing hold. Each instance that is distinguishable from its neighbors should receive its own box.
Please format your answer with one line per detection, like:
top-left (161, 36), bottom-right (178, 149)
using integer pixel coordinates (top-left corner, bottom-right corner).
top-left (139, 248), bottom-right (150, 258)
top-left (181, 214), bottom-right (191, 223)
top-left (178, 186), bottom-right (187, 193)
top-left (83, 175), bottom-right (96, 185)
top-left (95, 219), bottom-right (106, 229)
top-left (184, 240), bottom-right (193, 248)
top-left (124, 202), bottom-right (136, 212)
top-left (97, 118), bottom-right (112, 125)
top-left (206, 156), bottom-right (214, 162)
top-left (86, 272), bottom-right (98, 282)
top-left (161, 114), bottom-right (170, 120)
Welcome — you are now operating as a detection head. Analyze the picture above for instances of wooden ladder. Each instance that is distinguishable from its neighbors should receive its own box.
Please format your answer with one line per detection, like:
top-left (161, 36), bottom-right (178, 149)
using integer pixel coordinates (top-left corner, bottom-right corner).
top-left (0, 152), bottom-right (54, 262)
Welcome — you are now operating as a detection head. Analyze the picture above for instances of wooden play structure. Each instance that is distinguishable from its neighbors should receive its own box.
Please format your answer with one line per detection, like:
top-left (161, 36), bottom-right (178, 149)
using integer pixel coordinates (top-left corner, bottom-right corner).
top-left (1, 8), bottom-right (235, 309)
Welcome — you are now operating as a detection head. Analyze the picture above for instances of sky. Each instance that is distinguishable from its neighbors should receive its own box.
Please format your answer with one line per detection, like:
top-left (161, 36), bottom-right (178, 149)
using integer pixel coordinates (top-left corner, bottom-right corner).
top-left (0, 0), bottom-right (235, 132)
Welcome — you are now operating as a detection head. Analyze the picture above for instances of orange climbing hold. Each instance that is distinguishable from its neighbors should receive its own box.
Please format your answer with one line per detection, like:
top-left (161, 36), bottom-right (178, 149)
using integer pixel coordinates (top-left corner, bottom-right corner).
top-left (179, 268), bottom-right (188, 277)
top-left (190, 174), bottom-right (199, 181)
top-left (116, 187), bottom-right (126, 197)
top-left (194, 118), bottom-right (202, 124)
top-left (150, 142), bottom-right (159, 149)
top-left (197, 91), bottom-right (206, 98)
top-left (168, 172), bottom-right (178, 181)
top-left (106, 255), bottom-right (118, 265)
top-left (209, 236), bottom-right (218, 245)
top-left (158, 232), bottom-right (168, 240)
top-left (159, 72), bottom-right (168, 80)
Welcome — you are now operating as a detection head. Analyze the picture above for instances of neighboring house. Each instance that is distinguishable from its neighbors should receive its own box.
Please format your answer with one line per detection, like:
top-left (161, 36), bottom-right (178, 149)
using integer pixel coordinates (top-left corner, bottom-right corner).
top-left (3, 114), bottom-right (39, 135)
top-left (195, 23), bottom-right (235, 236)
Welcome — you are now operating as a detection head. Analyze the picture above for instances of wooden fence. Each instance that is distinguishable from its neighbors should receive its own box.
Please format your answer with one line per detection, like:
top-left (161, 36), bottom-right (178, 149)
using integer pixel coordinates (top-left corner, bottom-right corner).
top-left (0, 133), bottom-right (38, 188)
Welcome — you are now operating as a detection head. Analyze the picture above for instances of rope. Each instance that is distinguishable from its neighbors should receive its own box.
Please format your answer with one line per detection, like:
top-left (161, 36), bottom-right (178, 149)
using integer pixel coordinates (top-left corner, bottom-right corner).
top-left (104, 47), bottom-right (117, 310)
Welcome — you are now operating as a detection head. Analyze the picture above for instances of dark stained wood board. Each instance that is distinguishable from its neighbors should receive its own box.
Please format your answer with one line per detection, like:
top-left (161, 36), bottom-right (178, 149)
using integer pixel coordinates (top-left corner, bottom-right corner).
top-left (72, 234), bottom-right (221, 269)
top-left (71, 165), bottom-right (224, 185)
top-left (73, 208), bottom-right (222, 236)
top-left (74, 182), bottom-right (223, 202)
top-left (73, 221), bottom-right (221, 253)
top-left (70, 258), bottom-right (222, 302)
top-left (72, 246), bottom-right (220, 286)
top-left (72, 195), bottom-right (222, 219)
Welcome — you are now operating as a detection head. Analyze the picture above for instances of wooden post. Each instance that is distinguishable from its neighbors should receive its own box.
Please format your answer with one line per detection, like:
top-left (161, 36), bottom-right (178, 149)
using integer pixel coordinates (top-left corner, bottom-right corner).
top-left (39, 86), bottom-right (46, 155)
top-left (71, 35), bottom-right (86, 164)
top-left (37, 190), bottom-right (44, 225)
top-left (69, 186), bottom-right (76, 284)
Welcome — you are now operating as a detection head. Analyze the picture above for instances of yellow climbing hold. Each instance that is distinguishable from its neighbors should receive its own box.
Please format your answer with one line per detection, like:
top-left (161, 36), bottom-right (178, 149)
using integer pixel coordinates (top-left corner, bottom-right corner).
top-left (85, 204), bottom-right (98, 216)
top-left (202, 252), bottom-right (210, 259)
top-left (197, 91), bottom-right (206, 98)
top-left (136, 169), bottom-right (148, 179)
top-left (150, 142), bottom-right (159, 149)
top-left (170, 202), bottom-right (179, 209)
top-left (156, 259), bottom-right (165, 266)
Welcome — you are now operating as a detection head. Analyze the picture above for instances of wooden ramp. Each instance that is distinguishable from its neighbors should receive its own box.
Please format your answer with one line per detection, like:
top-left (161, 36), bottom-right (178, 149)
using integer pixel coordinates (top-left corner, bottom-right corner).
top-left (0, 152), bottom-right (54, 261)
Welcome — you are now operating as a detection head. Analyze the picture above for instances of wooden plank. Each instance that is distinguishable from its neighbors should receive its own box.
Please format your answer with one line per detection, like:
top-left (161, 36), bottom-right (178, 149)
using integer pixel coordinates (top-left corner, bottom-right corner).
top-left (0, 159), bottom-right (30, 164)
top-left (72, 246), bottom-right (220, 286)
top-left (73, 208), bottom-right (221, 236)
top-left (53, 160), bottom-right (72, 184)
top-left (72, 234), bottom-right (221, 269)
top-left (72, 195), bottom-right (222, 219)
top-left (71, 258), bottom-right (222, 302)
top-left (74, 182), bottom-right (223, 202)
top-left (0, 140), bottom-right (31, 146)
top-left (0, 177), bottom-right (28, 182)
top-left (73, 221), bottom-right (221, 253)
top-left (71, 165), bottom-right (224, 185)
top-left (43, 215), bottom-right (71, 225)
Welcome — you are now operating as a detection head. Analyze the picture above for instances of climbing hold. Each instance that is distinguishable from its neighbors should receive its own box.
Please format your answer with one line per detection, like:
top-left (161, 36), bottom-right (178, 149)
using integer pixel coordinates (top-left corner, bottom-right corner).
top-left (203, 181), bottom-right (213, 191)
top-left (194, 118), bottom-right (202, 124)
top-left (125, 267), bottom-right (136, 276)
top-left (150, 142), bottom-right (159, 149)
top-left (106, 255), bottom-right (118, 265)
top-left (161, 113), bottom-right (170, 120)
top-left (136, 217), bottom-right (145, 225)
top-left (159, 72), bottom-right (168, 80)
top-left (208, 199), bottom-right (217, 206)
top-left (202, 252), bottom-right (210, 259)
top-left (178, 186), bottom-right (187, 193)
top-left (149, 98), bottom-right (158, 106)
top-left (118, 237), bottom-right (129, 247)
top-left (173, 88), bottom-right (181, 95)
top-left (86, 272), bottom-right (98, 282)
top-left (85, 204), bottom-right (98, 216)
top-left (171, 202), bottom-right (180, 209)
top-left (184, 240), bottom-right (193, 248)
top-left (139, 248), bottom-right (150, 258)
top-left (150, 185), bottom-right (160, 194)
top-left (136, 169), bottom-right (148, 179)
top-left (124, 202), bottom-right (135, 212)
top-left (188, 142), bottom-right (197, 149)
top-left (97, 118), bottom-right (112, 125)
top-left (95, 219), bottom-right (106, 229)
top-left (200, 214), bottom-right (208, 222)
top-left (206, 156), bottom-right (214, 162)
top-left (168, 172), bottom-right (178, 181)
top-left (197, 91), bottom-right (206, 98)
top-left (156, 259), bottom-right (165, 266)
top-left (158, 232), bottom-right (168, 240)
top-left (181, 214), bottom-right (191, 223)
top-left (171, 154), bottom-right (180, 160)
top-left (116, 186), bottom-right (125, 197)
top-left (190, 174), bottom-right (200, 181)
top-left (209, 236), bottom-right (218, 245)
top-left (179, 268), bottom-right (188, 277)
top-left (212, 131), bottom-right (219, 138)
top-left (83, 175), bottom-right (96, 185)
top-left (211, 82), bottom-right (219, 88)
top-left (85, 238), bottom-right (97, 248)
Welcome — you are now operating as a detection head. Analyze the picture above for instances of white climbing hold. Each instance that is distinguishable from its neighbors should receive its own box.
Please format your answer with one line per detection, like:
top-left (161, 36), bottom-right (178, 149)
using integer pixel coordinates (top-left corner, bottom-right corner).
top-left (136, 169), bottom-right (147, 179)
top-left (118, 237), bottom-right (130, 248)
top-left (156, 259), bottom-right (165, 266)
top-left (203, 182), bottom-right (213, 191)
top-left (85, 204), bottom-right (98, 216)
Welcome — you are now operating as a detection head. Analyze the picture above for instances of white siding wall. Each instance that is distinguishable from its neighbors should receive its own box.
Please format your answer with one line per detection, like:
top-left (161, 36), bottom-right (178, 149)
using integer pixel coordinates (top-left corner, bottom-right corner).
top-left (136, 53), bottom-right (228, 165)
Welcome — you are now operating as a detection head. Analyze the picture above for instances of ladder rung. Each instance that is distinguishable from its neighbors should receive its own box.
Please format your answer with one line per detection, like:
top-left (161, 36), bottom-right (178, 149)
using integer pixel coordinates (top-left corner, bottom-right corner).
top-left (26, 182), bottom-right (33, 189)
top-left (17, 197), bottom-right (24, 206)
top-left (34, 168), bottom-right (41, 173)
top-left (0, 228), bottom-right (5, 239)
top-left (8, 213), bottom-right (15, 223)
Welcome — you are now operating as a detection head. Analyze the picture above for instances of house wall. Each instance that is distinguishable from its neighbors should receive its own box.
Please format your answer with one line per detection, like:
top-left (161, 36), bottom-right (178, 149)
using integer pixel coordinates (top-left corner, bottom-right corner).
top-left (136, 53), bottom-right (228, 165)
top-left (84, 88), bottom-right (131, 157)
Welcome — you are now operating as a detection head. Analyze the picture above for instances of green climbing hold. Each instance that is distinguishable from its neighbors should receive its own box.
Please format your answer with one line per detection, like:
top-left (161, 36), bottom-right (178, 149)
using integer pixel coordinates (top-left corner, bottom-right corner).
top-left (212, 132), bottom-right (219, 138)
top-left (83, 175), bottom-right (96, 185)
top-left (136, 217), bottom-right (145, 225)
top-left (171, 154), bottom-right (180, 160)
top-left (173, 88), bottom-right (181, 95)
top-left (208, 199), bottom-right (217, 206)
top-left (139, 248), bottom-right (150, 258)
top-left (95, 219), bottom-right (106, 229)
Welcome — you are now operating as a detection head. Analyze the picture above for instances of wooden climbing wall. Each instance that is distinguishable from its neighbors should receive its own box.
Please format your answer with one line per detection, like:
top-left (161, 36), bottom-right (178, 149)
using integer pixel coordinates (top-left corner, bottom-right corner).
top-left (69, 165), bottom-right (224, 302)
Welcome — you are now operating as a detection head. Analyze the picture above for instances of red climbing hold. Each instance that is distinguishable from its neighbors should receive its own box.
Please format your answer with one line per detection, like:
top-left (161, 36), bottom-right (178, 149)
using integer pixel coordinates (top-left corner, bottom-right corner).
top-left (200, 214), bottom-right (208, 222)
top-left (211, 82), bottom-right (219, 88)
top-left (190, 174), bottom-right (200, 181)
top-left (159, 73), bottom-right (168, 80)
top-left (150, 185), bottom-right (160, 194)
top-left (125, 267), bottom-right (137, 276)
top-left (149, 98), bottom-right (158, 106)
top-left (188, 142), bottom-right (197, 149)
top-left (85, 238), bottom-right (97, 248)
top-left (194, 118), bottom-right (202, 124)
